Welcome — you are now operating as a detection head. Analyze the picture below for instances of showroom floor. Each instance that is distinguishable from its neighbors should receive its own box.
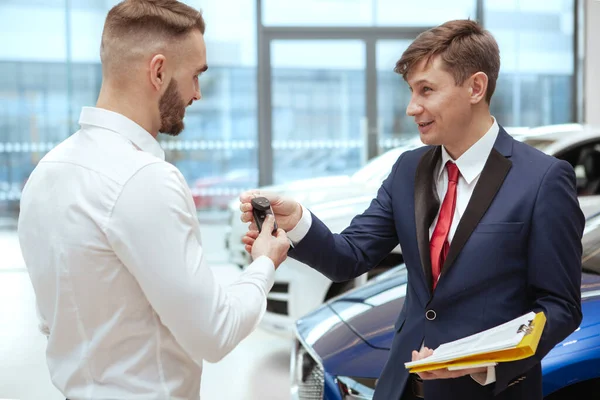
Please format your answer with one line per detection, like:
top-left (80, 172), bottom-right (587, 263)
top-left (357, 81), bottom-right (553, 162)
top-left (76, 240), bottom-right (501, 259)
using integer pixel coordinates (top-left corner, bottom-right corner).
top-left (0, 220), bottom-right (293, 400)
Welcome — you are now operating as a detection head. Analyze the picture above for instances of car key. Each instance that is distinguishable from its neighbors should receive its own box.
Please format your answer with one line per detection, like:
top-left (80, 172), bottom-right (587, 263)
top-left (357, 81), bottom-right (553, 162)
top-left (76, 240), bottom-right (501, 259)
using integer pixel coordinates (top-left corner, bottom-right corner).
top-left (251, 196), bottom-right (278, 234)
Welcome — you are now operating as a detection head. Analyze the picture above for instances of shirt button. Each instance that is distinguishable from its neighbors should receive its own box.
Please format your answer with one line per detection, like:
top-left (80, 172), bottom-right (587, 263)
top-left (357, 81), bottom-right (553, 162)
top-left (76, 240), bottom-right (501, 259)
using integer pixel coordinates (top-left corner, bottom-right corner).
top-left (426, 310), bottom-right (437, 321)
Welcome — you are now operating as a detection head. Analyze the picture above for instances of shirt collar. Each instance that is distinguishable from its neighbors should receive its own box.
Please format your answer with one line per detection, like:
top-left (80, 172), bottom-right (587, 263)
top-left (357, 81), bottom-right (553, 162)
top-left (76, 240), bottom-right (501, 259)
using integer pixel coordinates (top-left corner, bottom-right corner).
top-left (438, 117), bottom-right (499, 184)
top-left (78, 107), bottom-right (165, 160)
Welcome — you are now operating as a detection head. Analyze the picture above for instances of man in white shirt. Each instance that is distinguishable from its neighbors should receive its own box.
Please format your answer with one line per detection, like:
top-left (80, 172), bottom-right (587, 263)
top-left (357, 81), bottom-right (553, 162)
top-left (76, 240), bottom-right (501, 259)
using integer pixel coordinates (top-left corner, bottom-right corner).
top-left (239, 19), bottom-right (583, 400)
top-left (17, 1), bottom-right (290, 399)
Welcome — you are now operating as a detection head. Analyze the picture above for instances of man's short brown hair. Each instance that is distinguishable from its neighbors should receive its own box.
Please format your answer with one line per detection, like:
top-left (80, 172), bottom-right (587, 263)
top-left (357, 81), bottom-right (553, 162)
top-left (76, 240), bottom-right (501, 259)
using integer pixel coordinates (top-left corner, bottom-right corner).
top-left (395, 19), bottom-right (500, 104)
top-left (100, 0), bottom-right (206, 75)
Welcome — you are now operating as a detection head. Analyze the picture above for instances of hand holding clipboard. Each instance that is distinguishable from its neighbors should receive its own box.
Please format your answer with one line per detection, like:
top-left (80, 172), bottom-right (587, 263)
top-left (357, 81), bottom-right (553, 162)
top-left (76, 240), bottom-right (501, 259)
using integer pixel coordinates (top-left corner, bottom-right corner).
top-left (405, 311), bottom-right (546, 373)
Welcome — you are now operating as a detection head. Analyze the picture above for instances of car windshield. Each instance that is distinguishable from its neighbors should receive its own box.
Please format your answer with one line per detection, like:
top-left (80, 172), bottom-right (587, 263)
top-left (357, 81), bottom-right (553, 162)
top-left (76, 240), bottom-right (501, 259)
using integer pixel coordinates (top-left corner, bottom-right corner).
top-left (516, 124), bottom-right (585, 152)
top-left (581, 214), bottom-right (600, 275)
top-left (521, 138), bottom-right (558, 152)
top-left (351, 138), bottom-right (424, 185)
top-left (350, 148), bottom-right (405, 185)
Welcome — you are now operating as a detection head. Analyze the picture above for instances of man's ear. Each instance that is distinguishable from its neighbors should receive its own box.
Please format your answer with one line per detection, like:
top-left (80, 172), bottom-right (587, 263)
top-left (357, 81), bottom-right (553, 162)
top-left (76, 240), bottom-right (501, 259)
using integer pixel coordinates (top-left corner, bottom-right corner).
top-left (149, 54), bottom-right (167, 92)
top-left (468, 72), bottom-right (489, 104)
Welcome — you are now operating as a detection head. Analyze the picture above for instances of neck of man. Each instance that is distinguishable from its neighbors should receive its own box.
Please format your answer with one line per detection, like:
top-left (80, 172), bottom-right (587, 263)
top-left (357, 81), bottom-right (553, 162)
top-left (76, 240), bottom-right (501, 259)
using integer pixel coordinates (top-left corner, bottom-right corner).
top-left (96, 81), bottom-right (160, 138)
top-left (444, 106), bottom-right (494, 160)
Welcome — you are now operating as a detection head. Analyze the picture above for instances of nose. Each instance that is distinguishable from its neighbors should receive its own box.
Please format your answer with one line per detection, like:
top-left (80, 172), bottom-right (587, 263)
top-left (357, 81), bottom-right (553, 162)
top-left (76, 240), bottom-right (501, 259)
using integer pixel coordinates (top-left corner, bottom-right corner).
top-left (193, 87), bottom-right (201, 101)
top-left (192, 79), bottom-right (202, 101)
top-left (406, 97), bottom-right (423, 117)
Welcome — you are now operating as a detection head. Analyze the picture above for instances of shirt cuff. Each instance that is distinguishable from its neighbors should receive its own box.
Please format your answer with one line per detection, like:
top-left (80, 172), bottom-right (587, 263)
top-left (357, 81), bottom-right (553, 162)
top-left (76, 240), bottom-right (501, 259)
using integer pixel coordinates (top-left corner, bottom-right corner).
top-left (244, 255), bottom-right (275, 293)
top-left (286, 204), bottom-right (312, 245)
top-left (471, 366), bottom-right (496, 386)
top-left (234, 255), bottom-right (275, 335)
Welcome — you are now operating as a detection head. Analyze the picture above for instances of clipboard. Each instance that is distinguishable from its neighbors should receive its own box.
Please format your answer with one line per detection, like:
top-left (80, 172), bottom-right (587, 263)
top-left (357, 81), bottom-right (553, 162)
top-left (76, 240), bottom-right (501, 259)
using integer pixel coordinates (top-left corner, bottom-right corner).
top-left (405, 311), bottom-right (546, 373)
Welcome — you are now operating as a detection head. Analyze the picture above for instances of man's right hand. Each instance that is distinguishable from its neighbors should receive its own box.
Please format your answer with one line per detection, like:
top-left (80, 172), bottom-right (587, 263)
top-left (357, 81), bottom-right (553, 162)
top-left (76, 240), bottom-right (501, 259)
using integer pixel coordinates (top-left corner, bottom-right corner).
top-left (250, 214), bottom-right (289, 269)
top-left (239, 190), bottom-right (302, 232)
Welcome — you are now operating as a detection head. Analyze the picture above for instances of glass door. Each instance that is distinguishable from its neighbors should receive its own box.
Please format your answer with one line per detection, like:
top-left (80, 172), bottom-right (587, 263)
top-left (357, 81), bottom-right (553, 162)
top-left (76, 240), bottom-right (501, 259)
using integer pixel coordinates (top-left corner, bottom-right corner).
top-left (269, 39), bottom-right (367, 183)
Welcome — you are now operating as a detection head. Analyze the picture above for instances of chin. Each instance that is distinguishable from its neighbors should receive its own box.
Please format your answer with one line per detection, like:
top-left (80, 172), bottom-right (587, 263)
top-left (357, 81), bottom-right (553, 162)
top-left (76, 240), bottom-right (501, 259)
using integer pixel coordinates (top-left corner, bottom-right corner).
top-left (160, 121), bottom-right (185, 136)
top-left (419, 133), bottom-right (441, 147)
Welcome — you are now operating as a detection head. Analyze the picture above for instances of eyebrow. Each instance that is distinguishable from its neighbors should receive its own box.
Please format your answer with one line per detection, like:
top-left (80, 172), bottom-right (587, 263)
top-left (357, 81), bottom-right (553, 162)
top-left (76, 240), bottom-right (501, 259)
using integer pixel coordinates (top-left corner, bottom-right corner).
top-left (409, 79), bottom-right (433, 87)
top-left (195, 64), bottom-right (208, 75)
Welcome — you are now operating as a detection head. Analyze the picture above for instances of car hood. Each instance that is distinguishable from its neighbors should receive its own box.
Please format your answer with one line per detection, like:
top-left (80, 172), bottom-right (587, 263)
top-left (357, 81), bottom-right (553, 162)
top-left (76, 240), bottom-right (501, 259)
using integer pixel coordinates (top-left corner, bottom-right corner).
top-left (295, 299), bottom-right (392, 378)
top-left (543, 273), bottom-right (600, 361)
top-left (327, 266), bottom-right (408, 350)
top-left (294, 266), bottom-right (406, 377)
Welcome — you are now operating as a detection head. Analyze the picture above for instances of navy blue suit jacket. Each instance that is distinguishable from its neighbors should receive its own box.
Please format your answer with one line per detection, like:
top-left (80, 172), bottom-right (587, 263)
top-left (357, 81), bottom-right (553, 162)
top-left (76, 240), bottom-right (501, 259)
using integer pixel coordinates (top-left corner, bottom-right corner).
top-left (289, 127), bottom-right (584, 400)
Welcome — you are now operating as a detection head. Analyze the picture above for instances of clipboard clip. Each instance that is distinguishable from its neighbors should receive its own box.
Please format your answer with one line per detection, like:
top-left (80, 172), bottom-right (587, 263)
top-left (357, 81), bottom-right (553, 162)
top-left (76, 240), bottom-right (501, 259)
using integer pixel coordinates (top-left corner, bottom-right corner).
top-left (517, 319), bottom-right (534, 335)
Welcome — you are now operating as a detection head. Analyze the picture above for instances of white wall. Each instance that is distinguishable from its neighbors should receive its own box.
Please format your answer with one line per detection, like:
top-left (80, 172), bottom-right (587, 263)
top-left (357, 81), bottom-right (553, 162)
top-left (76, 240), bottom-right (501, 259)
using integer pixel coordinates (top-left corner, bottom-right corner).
top-left (585, 0), bottom-right (600, 125)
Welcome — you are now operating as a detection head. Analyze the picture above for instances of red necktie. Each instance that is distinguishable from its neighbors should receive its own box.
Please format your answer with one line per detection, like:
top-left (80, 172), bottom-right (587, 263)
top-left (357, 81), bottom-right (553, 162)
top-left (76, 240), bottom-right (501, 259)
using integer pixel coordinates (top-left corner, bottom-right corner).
top-left (430, 161), bottom-right (459, 290)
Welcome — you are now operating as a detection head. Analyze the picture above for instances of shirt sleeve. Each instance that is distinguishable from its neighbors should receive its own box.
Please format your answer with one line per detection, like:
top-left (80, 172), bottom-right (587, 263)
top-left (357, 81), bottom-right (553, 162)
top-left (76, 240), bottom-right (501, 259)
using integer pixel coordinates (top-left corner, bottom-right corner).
top-left (471, 366), bottom-right (496, 386)
top-left (286, 204), bottom-right (312, 245)
top-left (35, 303), bottom-right (50, 337)
top-left (105, 162), bottom-right (275, 364)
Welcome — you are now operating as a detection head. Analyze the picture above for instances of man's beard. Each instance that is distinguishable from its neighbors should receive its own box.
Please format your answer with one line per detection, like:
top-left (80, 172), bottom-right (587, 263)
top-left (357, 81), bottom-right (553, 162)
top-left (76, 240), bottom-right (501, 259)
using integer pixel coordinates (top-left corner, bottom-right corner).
top-left (158, 79), bottom-right (187, 136)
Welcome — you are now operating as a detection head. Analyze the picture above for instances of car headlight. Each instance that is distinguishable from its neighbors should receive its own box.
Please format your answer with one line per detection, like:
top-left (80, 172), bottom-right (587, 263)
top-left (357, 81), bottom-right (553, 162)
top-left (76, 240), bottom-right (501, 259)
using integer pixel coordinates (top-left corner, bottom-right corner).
top-left (336, 376), bottom-right (377, 399)
top-left (291, 338), bottom-right (325, 399)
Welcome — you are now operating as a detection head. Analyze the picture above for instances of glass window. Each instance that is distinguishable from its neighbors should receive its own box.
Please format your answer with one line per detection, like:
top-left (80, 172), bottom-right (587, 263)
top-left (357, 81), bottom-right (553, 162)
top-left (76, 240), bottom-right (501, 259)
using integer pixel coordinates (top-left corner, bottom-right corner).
top-left (0, 1), bottom-right (69, 216)
top-left (262, 0), bottom-right (476, 27)
top-left (485, 0), bottom-right (575, 127)
top-left (582, 214), bottom-right (600, 275)
top-left (262, 0), bottom-right (374, 26)
top-left (270, 40), bottom-right (366, 183)
top-left (375, 0), bottom-right (476, 27)
top-left (376, 40), bottom-right (418, 150)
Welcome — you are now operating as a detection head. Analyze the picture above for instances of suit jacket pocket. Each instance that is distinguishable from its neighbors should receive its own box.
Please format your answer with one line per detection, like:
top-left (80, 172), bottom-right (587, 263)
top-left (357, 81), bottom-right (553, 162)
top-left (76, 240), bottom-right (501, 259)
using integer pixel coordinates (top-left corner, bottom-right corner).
top-left (475, 222), bottom-right (524, 233)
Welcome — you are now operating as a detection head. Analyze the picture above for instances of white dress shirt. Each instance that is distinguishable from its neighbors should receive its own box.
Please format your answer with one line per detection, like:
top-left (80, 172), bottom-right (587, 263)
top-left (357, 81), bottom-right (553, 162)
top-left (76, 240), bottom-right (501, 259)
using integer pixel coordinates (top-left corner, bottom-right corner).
top-left (18, 107), bottom-right (275, 400)
top-left (429, 118), bottom-right (499, 243)
top-left (288, 118), bottom-right (500, 385)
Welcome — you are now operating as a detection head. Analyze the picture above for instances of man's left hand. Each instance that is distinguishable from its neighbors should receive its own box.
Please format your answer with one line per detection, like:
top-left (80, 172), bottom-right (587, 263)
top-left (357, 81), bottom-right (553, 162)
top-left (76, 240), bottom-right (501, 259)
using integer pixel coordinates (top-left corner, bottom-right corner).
top-left (412, 347), bottom-right (487, 380)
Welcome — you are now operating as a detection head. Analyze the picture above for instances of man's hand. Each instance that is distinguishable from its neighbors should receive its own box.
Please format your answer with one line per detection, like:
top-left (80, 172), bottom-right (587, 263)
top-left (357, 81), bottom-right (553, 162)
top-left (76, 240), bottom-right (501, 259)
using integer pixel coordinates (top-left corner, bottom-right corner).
top-left (411, 347), bottom-right (487, 380)
top-left (239, 190), bottom-right (302, 232)
top-left (250, 215), bottom-right (289, 269)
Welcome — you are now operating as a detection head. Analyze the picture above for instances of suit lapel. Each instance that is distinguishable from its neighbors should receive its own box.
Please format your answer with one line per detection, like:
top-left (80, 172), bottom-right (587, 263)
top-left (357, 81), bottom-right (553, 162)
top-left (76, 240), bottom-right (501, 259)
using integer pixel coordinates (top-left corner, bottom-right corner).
top-left (414, 146), bottom-right (441, 294)
top-left (440, 129), bottom-right (514, 280)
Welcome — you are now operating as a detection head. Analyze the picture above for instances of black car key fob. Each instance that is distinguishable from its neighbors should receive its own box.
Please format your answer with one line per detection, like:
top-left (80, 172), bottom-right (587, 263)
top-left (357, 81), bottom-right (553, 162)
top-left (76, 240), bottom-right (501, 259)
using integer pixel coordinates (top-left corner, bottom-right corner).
top-left (251, 197), bottom-right (278, 234)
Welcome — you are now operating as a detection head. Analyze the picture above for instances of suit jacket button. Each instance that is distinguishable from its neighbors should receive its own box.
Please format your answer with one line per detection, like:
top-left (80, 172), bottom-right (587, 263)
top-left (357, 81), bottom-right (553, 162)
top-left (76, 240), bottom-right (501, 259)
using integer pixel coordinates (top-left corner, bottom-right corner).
top-left (426, 310), bottom-right (436, 320)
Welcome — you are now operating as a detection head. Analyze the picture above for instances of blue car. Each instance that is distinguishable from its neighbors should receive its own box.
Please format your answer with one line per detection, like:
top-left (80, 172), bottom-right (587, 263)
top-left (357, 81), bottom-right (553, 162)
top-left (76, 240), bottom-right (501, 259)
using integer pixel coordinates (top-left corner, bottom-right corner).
top-left (291, 214), bottom-right (600, 400)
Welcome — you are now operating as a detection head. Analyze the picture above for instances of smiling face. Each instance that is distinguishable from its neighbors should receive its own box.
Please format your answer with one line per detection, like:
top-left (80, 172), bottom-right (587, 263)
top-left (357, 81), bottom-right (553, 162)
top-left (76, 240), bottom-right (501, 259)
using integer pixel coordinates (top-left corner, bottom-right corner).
top-left (394, 20), bottom-right (501, 157)
top-left (405, 56), bottom-right (474, 149)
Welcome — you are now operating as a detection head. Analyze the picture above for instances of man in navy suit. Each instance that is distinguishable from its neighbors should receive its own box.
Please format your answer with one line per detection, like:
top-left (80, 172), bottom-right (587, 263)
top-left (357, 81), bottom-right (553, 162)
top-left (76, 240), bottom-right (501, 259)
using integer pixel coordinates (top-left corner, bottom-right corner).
top-left (240, 19), bottom-right (584, 400)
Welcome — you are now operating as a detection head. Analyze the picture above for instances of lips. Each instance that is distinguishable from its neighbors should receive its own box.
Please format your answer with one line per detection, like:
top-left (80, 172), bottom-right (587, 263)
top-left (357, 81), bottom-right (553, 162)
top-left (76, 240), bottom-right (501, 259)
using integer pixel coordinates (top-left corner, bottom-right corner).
top-left (417, 121), bottom-right (434, 127)
top-left (417, 120), bottom-right (435, 135)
